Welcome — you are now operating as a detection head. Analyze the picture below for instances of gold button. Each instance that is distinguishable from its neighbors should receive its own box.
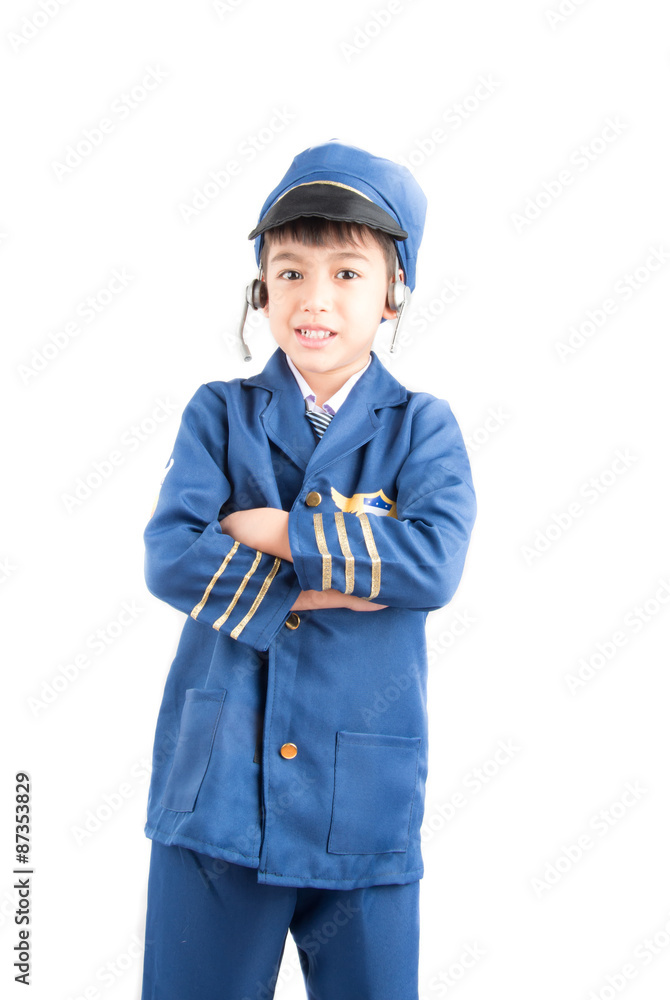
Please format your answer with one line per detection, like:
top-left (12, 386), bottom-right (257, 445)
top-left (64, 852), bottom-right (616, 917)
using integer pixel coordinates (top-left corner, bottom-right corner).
top-left (285, 613), bottom-right (300, 630)
top-left (280, 743), bottom-right (298, 759)
top-left (305, 491), bottom-right (322, 507)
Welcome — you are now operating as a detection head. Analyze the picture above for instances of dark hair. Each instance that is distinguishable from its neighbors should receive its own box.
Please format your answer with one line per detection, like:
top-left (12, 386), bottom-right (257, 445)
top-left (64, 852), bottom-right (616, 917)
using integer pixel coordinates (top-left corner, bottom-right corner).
top-left (260, 217), bottom-right (398, 282)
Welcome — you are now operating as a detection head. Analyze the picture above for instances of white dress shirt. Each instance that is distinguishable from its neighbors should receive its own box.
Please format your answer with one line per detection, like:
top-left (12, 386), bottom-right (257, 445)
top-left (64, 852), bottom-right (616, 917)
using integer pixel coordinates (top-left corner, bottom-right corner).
top-left (285, 352), bottom-right (372, 416)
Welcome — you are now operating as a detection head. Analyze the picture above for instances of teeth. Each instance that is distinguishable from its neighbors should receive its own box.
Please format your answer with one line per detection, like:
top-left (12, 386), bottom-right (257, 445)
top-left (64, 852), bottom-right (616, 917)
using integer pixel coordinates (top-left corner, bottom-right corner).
top-left (298, 329), bottom-right (333, 339)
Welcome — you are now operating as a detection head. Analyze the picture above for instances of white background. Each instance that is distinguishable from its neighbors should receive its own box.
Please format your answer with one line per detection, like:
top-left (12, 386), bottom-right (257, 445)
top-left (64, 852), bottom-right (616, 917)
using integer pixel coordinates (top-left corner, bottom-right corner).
top-left (2, 1), bottom-right (669, 998)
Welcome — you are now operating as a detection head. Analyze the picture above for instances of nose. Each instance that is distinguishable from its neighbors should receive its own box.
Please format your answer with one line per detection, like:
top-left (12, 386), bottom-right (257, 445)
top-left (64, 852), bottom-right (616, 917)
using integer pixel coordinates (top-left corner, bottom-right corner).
top-left (299, 271), bottom-right (332, 313)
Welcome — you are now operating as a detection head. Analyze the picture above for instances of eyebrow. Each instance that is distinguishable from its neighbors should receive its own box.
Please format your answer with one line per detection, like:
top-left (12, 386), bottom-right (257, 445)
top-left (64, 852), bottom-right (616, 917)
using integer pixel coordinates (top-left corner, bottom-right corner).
top-left (268, 250), bottom-right (371, 264)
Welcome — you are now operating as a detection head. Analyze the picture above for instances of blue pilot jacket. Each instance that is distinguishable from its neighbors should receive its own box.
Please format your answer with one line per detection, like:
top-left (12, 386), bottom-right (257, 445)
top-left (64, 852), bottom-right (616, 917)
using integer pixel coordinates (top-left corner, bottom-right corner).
top-left (142, 347), bottom-right (476, 889)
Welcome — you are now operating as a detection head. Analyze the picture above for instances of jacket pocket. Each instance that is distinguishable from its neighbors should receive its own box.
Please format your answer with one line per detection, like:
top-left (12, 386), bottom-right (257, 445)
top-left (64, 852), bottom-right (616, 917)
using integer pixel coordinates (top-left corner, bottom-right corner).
top-left (161, 688), bottom-right (227, 813)
top-left (327, 730), bottom-right (421, 855)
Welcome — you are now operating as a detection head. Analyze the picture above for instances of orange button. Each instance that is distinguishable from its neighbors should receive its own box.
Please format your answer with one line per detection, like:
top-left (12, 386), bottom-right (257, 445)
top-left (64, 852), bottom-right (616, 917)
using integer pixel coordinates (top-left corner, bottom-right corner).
top-left (280, 743), bottom-right (298, 759)
top-left (285, 613), bottom-right (300, 630)
top-left (305, 491), bottom-right (322, 507)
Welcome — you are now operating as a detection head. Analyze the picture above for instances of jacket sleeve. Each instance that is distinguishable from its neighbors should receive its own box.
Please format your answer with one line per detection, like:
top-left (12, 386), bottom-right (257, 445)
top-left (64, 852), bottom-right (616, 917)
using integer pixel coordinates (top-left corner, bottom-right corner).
top-left (287, 396), bottom-right (477, 611)
top-left (143, 383), bottom-right (302, 651)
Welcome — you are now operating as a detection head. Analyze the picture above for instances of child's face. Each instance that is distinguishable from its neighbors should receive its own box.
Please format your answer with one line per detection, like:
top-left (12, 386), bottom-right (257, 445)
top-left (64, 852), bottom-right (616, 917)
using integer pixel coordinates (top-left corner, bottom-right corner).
top-left (261, 231), bottom-right (401, 383)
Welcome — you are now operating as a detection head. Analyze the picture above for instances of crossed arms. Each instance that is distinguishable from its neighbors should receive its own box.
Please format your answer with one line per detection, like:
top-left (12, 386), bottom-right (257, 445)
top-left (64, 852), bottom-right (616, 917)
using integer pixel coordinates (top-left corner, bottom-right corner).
top-left (219, 507), bottom-right (387, 612)
top-left (144, 384), bottom-right (476, 650)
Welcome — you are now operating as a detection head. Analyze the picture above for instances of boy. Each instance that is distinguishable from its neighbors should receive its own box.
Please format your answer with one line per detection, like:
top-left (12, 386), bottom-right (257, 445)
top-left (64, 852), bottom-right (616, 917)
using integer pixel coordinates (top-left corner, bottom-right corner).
top-left (140, 139), bottom-right (477, 999)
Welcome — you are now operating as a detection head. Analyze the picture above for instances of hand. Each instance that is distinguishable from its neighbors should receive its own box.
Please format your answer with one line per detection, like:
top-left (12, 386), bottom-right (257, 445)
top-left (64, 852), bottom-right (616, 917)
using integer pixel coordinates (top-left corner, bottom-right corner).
top-left (291, 589), bottom-right (387, 612)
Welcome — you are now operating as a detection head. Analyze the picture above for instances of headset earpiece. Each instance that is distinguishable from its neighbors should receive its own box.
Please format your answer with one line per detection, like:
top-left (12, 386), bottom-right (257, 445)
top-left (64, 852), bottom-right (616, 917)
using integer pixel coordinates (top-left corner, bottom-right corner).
top-left (239, 268), bottom-right (268, 361)
top-left (388, 257), bottom-right (410, 354)
top-left (387, 258), bottom-right (406, 311)
top-left (248, 277), bottom-right (268, 310)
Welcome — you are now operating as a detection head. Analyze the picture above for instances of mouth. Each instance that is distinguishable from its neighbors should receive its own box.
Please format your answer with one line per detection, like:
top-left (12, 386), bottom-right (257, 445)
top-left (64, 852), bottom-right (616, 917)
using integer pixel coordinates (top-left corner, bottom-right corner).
top-left (294, 327), bottom-right (338, 347)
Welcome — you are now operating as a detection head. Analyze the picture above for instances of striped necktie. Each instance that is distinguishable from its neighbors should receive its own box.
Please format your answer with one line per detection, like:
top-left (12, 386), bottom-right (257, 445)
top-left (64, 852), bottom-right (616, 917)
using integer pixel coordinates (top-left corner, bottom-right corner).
top-left (305, 402), bottom-right (334, 439)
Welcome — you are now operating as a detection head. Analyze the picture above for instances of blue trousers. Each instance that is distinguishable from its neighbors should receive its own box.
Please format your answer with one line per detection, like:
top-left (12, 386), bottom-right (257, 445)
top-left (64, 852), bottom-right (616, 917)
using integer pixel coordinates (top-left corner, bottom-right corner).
top-left (141, 841), bottom-right (420, 1000)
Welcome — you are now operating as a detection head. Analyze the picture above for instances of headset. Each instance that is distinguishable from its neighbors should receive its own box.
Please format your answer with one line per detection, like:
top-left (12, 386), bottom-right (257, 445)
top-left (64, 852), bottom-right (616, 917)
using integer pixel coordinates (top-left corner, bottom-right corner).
top-left (238, 253), bottom-right (410, 361)
top-left (238, 269), bottom-right (267, 362)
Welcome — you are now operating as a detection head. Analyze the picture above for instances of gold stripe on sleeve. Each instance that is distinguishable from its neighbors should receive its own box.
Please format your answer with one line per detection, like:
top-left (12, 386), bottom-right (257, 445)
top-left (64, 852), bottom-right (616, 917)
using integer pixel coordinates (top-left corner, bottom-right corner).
top-left (191, 541), bottom-right (240, 620)
top-left (334, 511), bottom-right (355, 594)
top-left (359, 513), bottom-right (381, 600)
top-left (313, 513), bottom-right (332, 590)
top-left (212, 549), bottom-right (263, 631)
top-left (230, 557), bottom-right (282, 640)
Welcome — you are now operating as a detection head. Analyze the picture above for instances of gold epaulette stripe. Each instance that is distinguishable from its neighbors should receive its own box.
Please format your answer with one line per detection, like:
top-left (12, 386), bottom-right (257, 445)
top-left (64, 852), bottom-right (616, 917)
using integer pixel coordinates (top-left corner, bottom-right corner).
top-left (313, 513), bottom-right (332, 590)
top-left (212, 549), bottom-right (262, 631)
top-left (334, 511), bottom-right (355, 594)
top-left (359, 513), bottom-right (381, 600)
top-left (230, 557), bottom-right (282, 640)
top-left (191, 541), bottom-right (240, 620)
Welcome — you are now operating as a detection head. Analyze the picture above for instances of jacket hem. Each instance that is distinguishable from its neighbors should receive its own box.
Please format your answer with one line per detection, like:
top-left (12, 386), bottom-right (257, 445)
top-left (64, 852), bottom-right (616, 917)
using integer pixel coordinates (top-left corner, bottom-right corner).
top-left (144, 824), bottom-right (260, 870)
top-left (144, 825), bottom-right (423, 888)
top-left (255, 866), bottom-right (424, 889)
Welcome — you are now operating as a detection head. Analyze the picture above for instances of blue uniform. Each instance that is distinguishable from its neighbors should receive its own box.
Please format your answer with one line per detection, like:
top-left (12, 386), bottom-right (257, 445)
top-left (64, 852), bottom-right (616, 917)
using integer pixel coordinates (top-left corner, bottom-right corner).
top-left (142, 346), bottom-right (476, 892)
top-left (141, 841), bottom-right (422, 999)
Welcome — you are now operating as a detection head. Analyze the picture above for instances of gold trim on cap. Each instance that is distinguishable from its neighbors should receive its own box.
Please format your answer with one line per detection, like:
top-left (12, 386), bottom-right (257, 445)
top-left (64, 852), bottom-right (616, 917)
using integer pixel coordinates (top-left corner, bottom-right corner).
top-left (271, 180), bottom-right (374, 208)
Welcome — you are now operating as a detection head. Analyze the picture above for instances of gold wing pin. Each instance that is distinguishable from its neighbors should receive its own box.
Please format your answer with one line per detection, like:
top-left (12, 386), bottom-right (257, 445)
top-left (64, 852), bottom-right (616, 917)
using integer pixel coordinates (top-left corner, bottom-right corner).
top-left (331, 486), bottom-right (398, 519)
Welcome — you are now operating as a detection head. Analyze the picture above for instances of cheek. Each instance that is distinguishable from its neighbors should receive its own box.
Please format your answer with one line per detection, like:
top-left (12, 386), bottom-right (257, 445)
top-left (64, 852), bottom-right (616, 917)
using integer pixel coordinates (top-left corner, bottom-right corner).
top-left (359, 291), bottom-right (387, 324)
top-left (266, 284), bottom-right (294, 314)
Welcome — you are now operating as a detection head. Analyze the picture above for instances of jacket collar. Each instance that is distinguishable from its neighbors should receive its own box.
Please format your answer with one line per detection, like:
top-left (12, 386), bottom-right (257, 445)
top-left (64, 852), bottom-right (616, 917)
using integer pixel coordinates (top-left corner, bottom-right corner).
top-left (242, 347), bottom-right (408, 475)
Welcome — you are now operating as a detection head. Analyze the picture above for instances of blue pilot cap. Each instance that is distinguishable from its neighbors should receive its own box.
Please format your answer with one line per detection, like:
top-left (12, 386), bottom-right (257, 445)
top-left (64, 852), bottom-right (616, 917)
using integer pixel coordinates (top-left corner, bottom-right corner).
top-left (248, 139), bottom-right (427, 292)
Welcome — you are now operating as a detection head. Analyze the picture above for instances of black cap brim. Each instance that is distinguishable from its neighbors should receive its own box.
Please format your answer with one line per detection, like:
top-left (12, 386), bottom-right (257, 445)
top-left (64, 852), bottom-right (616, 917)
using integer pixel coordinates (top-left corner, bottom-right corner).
top-left (247, 182), bottom-right (408, 241)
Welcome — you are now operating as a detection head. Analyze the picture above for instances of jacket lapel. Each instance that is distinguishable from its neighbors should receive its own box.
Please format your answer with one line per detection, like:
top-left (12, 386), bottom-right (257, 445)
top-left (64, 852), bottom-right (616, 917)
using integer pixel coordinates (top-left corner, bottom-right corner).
top-left (243, 348), bottom-right (317, 471)
top-left (242, 347), bottom-right (408, 476)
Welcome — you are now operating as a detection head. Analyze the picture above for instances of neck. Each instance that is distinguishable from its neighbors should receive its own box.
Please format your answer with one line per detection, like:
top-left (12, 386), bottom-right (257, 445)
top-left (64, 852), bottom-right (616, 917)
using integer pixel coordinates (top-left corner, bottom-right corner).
top-left (294, 356), bottom-right (370, 407)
